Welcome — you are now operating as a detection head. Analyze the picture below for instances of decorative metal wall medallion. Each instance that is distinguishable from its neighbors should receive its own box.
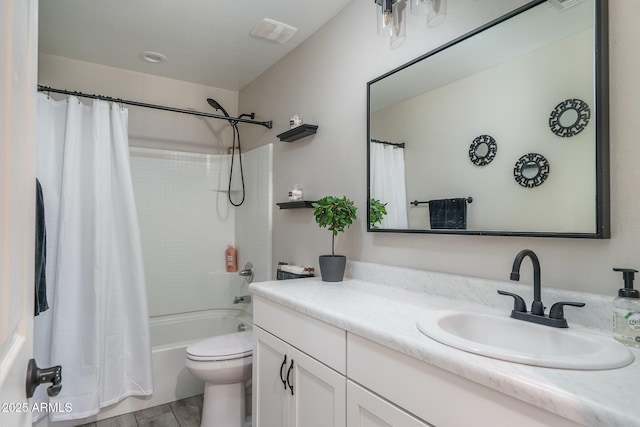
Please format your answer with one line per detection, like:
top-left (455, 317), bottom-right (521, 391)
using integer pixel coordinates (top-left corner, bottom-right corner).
top-left (468, 135), bottom-right (497, 166)
top-left (514, 153), bottom-right (550, 188)
top-left (548, 98), bottom-right (591, 137)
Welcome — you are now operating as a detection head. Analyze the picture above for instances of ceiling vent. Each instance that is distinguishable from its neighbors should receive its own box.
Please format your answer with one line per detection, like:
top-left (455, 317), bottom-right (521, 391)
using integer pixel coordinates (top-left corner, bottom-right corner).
top-left (139, 51), bottom-right (167, 64)
top-left (250, 18), bottom-right (297, 44)
top-left (547, 0), bottom-right (581, 11)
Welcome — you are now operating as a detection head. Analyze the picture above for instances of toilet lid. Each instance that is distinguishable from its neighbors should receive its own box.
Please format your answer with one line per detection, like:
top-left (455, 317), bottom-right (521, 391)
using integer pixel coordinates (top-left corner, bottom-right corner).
top-left (186, 330), bottom-right (253, 361)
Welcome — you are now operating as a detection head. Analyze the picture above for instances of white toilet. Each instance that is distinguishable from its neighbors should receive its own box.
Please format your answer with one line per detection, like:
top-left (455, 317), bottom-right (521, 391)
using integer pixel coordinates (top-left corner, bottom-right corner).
top-left (185, 330), bottom-right (253, 427)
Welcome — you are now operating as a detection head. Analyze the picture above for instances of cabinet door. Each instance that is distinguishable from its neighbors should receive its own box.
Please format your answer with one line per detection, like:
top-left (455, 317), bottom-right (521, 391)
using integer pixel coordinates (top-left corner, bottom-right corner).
top-left (254, 326), bottom-right (290, 427)
top-left (347, 381), bottom-right (432, 427)
top-left (289, 345), bottom-right (346, 427)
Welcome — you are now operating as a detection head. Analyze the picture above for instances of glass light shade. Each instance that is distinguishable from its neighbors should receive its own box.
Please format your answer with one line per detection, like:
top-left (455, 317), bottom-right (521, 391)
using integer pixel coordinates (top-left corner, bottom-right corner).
top-left (390, 0), bottom-right (407, 48)
top-left (410, 0), bottom-right (431, 16)
top-left (427, 0), bottom-right (447, 27)
top-left (377, 0), bottom-right (395, 37)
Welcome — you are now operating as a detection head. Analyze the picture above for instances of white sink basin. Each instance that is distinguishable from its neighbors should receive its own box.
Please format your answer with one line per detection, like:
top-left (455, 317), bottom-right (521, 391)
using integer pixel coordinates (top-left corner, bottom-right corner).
top-left (417, 310), bottom-right (634, 370)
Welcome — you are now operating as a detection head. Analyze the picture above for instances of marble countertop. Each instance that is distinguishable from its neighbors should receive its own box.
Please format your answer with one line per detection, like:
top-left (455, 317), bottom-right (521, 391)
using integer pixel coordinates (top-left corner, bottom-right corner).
top-left (249, 276), bottom-right (640, 427)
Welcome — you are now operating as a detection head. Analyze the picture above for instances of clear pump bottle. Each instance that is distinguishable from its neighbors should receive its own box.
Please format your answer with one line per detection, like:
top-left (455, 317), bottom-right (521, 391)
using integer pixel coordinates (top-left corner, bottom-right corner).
top-left (613, 267), bottom-right (640, 348)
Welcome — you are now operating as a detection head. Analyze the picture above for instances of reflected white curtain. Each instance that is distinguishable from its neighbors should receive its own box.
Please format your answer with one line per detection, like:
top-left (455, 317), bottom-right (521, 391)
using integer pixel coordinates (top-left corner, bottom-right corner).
top-left (370, 142), bottom-right (408, 228)
top-left (34, 94), bottom-right (153, 422)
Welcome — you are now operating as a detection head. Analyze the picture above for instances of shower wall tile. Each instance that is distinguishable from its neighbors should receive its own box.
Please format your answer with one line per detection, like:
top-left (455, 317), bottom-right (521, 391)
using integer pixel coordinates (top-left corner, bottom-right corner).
top-left (130, 148), bottom-right (237, 317)
top-left (235, 144), bottom-right (273, 285)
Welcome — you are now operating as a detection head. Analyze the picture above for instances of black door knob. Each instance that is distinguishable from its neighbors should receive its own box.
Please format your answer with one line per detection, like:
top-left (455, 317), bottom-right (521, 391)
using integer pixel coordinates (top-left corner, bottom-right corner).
top-left (26, 359), bottom-right (62, 398)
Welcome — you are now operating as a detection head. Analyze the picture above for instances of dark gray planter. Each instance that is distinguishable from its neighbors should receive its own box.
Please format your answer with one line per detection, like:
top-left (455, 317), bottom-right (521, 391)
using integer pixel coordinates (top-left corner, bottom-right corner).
top-left (319, 255), bottom-right (346, 282)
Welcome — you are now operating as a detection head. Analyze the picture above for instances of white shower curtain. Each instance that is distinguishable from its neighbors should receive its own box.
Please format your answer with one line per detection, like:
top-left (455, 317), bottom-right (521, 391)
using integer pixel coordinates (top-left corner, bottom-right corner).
top-left (34, 94), bottom-right (153, 422)
top-left (370, 142), bottom-right (408, 229)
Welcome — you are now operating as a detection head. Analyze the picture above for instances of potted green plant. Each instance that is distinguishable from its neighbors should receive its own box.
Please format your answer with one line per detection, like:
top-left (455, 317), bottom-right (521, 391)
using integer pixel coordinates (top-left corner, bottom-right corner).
top-left (312, 195), bottom-right (357, 282)
top-left (369, 198), bottom-right (388, 229)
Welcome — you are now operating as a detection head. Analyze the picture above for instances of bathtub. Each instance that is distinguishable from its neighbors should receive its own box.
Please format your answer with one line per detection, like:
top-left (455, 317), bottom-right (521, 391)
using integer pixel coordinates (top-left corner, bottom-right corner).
top-left (86, 309), bottom-right (253, 423)
top-left (151, 308), bottom-right (253, 350)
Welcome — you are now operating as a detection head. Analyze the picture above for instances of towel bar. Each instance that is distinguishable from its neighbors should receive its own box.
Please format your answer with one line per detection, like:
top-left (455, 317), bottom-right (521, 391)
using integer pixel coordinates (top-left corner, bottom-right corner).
top-left (410, 197), bottom-right (473, 207)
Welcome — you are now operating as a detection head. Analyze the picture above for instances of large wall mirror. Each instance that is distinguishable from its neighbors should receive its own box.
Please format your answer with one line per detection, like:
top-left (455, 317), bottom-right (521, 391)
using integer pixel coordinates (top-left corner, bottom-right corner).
top-left (367, 0), bottom-right (609, 238)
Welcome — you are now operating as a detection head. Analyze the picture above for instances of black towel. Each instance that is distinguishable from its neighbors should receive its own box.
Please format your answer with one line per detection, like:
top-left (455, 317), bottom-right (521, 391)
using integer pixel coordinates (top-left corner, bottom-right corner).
top-left (429, 198), bottom-right (468, 230)
top-left (34, 179), bottom-right (49, 316)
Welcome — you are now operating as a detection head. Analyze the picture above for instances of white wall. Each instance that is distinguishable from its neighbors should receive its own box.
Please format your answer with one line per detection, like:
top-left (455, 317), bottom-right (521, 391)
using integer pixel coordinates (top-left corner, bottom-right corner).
top-left (372, 30), bottom-right (595, 232)
top-left (38, 54), bottom-right (238, 153)
top-left (239, 0), bottom-right (640, 295)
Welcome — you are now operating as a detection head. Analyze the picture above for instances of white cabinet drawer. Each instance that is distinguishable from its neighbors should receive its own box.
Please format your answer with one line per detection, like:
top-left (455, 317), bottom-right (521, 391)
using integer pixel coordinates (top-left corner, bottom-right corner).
top-left (347, 333), bottom-right (584, 427)
top-left (254, 295), bottom-right (346, 374)
top-left (347, 380), bottom-right (432, 427)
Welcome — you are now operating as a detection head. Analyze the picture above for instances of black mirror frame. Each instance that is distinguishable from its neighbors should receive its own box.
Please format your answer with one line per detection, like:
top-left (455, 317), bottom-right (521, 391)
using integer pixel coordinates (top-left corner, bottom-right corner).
top-left (366, 0), bottom-right (609, 239)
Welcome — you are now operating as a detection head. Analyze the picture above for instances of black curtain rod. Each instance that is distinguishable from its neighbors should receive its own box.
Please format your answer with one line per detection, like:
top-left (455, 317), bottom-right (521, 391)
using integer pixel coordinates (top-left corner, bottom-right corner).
top-left (371, 138), bottom-right (405, 148)
top-left (37, 85), bottom-right (273, 129)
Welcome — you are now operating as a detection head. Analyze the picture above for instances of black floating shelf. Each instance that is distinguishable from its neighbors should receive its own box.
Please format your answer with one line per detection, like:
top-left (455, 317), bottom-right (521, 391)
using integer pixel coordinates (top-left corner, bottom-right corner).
top-left (277, 124), bottom-right (319, 142)
top-left (277, 201), bottom-right (317, 209)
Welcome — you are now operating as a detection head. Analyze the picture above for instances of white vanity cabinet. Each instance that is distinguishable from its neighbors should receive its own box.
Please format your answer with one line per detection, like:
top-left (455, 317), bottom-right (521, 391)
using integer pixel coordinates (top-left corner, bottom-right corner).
top-left (253, 294), bottom-right (586, 427)
top-left (253, 296), bottom-right (346, 427)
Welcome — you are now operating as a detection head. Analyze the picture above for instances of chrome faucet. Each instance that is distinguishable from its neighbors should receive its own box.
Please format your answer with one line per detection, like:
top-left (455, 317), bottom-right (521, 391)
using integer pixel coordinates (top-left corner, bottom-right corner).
top-left (233, 295), bottom-right (252, 304)
top-left (498, 249), bottom-right (585, 328)
top-left (238, 262), bottom-right (254, 284)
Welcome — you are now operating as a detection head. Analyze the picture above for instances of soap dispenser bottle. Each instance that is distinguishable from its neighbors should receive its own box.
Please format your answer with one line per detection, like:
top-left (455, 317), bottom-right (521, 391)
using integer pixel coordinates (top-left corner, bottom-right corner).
top-left (613, 267), bottom-right (640, 347)
top-left (225, 245), bottom-right (238, 273)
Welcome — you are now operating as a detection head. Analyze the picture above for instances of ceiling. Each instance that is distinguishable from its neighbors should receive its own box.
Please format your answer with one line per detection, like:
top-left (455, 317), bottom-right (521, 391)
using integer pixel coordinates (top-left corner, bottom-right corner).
top-left (39, 0), bottom-right (352, 91)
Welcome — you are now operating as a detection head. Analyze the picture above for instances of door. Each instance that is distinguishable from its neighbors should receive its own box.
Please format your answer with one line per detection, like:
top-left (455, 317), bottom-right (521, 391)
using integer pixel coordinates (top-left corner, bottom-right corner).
top-left (0, 0), bottom-right (38, 425)
top-left (289, 345), bottom-right (346, 427)
top-left (254, 326), bottom-right (347, 427)
top-left (253, 326), bottom-right (289, 427)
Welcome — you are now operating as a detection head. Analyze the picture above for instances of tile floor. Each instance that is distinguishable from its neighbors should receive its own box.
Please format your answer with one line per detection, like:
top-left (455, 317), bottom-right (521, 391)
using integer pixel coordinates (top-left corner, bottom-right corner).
top-left (77, 395), bottom-right (203, 427)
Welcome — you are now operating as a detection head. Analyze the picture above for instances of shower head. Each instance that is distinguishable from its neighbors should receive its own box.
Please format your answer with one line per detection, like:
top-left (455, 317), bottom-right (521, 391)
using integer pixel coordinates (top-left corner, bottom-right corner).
top-left (207, 98), bottom-right (231, 118)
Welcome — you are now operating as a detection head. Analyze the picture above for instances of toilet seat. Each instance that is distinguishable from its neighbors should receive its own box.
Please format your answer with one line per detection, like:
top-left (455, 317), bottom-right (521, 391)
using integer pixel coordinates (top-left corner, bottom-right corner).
top-left (186, 330), bottom-right (253, 362)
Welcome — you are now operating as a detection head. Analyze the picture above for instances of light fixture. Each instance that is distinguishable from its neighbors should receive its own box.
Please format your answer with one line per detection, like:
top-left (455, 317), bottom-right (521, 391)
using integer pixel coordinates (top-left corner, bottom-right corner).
top-left (376, 0), bottom-right (394, 37)
top-left (410, 0), bottom-right (448, 27)
top-left (375, 0), bottom-right (448, 48)
top-left (139, 51), bottom-right (167, 64)
top-left (427, 0), bottom-right (447, 28)
top-left (375, 0), bottom-right (406, 47)
top-left (410, 0), bottom-right (431, 16)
